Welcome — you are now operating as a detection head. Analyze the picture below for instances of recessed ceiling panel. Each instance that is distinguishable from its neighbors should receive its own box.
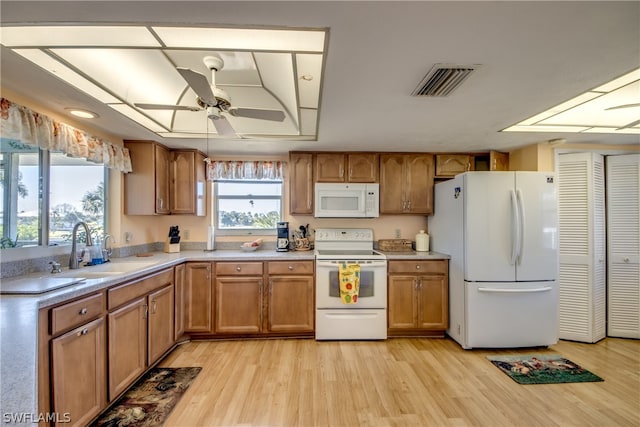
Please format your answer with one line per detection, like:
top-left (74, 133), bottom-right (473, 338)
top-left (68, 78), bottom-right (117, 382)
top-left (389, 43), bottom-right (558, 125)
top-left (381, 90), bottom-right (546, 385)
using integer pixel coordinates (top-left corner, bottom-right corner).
top-left (296, 54), bottom-right (322, 109)
top-left (0, 26), bottom-right (160, 47)
top-left (2, 24), bottom-right (327, 140)
top-left (14, 49), bottom-right (120, 103)
top-left (108, 104), bottom-right (168, 132)
top-left (300, 108), bottom-right (318, 136)
top-left (152, 26), bottom-right (326, 52)
top-left (539, 82), bottom-right (640, 128)
top-left (254, 52), bottom-right (298, 126)
top-left (52, 48), bottom-right (186, 108)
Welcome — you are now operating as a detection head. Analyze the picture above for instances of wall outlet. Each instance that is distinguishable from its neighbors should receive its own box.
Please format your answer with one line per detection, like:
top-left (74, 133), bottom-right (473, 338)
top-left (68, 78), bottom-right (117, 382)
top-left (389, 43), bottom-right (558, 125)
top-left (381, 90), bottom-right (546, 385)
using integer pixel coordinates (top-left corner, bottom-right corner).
top-left (124, 231), bottom-right (132, 243)
top-left (183, 229), bottom-right (190, 240)
top-left (394, 229), bottom-right (401, 238)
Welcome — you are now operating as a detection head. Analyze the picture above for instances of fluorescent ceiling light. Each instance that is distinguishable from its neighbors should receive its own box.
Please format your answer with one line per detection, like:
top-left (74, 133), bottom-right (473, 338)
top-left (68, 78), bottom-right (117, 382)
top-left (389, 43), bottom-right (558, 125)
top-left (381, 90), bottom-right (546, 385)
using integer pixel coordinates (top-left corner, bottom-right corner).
top-left (152, 27), bottom-right (325, 52)
top-left (1, 24), bottom-right (327, 140)
top-left (0, 26), bottom-right (160, 47)
top-left (503, 68), bottom-right (640, 135)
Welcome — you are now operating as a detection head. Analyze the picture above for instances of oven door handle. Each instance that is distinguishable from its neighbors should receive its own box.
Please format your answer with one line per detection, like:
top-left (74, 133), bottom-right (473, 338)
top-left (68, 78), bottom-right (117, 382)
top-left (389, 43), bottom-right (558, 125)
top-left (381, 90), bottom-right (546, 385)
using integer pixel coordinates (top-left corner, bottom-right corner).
top-left (316, 260), bottom-right (388, 267)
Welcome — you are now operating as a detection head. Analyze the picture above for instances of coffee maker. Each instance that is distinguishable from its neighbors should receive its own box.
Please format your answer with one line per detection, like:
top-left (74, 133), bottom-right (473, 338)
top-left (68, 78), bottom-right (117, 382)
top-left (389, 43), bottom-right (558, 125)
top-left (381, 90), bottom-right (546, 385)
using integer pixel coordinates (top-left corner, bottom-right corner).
top-left (276, 222), bottom-right (289, 252)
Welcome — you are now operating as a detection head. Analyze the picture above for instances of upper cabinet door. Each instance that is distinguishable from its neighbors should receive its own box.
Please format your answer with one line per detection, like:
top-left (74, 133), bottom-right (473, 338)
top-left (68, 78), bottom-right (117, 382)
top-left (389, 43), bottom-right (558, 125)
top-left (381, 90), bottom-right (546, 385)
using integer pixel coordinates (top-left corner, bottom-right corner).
top-left (435, 154), bottom-right (473, 178)
top-left (154, 144), bottom-right (171, 214)
top-left (347, 153), bottom-right (379, 182)
top-left (315, 153), bottom-right (346, 182)
top-left (289, 152), bottom-right (314, 214)
top-left (380, 154), bottom-right (406, 213)
top-left (170, 150), bottom-right (206, 216)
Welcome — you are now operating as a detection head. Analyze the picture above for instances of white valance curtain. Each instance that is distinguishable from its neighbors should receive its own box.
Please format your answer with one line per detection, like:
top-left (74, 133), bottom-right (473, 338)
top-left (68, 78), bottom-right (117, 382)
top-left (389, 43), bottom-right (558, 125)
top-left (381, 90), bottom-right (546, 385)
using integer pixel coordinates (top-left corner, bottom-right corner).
top-left (0, 98), bottom-right (132, 173)
top-left (206, 160), bottom-right (285, 181)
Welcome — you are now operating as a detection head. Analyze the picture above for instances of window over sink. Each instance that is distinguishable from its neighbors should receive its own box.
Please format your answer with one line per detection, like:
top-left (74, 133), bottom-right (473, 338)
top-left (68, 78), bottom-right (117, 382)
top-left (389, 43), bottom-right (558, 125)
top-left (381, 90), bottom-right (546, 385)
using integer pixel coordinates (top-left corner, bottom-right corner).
top-left (0, 140), bottom-right (106, 248)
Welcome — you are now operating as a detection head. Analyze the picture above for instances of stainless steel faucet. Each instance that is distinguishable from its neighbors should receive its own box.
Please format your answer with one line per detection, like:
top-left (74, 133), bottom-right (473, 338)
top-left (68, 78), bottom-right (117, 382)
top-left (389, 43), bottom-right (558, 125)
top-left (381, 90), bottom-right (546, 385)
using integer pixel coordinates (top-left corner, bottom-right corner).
top-left (103, 234), bottom-right (115, 262)
top-left (69, 222), bottom-right (93, 269)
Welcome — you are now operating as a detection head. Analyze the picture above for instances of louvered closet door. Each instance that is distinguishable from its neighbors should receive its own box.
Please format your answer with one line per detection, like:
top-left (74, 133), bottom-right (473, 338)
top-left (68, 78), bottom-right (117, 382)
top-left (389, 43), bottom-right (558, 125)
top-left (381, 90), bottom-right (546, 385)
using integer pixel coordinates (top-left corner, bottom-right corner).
top-left (557, 153), bottom-right (606, 343)
top-left (607, 154), bottom-right (640, 338)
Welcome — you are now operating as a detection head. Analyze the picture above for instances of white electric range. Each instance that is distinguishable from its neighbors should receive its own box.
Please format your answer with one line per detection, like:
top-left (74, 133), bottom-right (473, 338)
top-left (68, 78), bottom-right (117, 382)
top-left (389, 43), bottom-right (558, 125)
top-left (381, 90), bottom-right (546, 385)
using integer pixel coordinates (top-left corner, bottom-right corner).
top-left (314, 228), bottom-right (387, 340)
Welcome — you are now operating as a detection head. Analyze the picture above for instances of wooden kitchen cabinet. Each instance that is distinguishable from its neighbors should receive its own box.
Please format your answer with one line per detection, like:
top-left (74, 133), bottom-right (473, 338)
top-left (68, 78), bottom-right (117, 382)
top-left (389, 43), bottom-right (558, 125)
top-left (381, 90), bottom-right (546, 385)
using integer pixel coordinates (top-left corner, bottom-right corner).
top-left (184, 262), bottom-right (213, 333)
top-left (124, 140), bottom-right (171, 215)
top-left (315, 152), bottom-right (379, 182)
top-left (170, 149), bottom-right (206, 216)
top-left (380, 153), bottom-right (434, 214)
top-left (215, 262), bottom-right (263, 334)
top-left (147, 284), bottom-right (175, 365)
top-left (174, 263), bottom-right (186, 340)
top-left (489, 150), bottom-right (509, 171)
top-left (387, 259), bottom-right (449, 336)
top-left (289, 152), bottom-right (314, 214)
top-left (435, 154), bottom-right (473, 178)
top-left (315, 153), bottom-right (346, 182)
top-left (267, 261), bottom-right (314, 333)
top-left (107, 269), bottom-right (175, 400)
top-left (51, 316), bottom-right (107, 427)
top-left (108, 297), bottom-right (147, 399)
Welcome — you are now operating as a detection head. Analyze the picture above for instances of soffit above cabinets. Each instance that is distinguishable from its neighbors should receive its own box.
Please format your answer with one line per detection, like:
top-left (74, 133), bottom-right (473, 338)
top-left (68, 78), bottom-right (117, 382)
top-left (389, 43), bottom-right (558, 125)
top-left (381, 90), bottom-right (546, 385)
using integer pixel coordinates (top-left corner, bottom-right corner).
top-left (0, 24), bottom-right (328, 140)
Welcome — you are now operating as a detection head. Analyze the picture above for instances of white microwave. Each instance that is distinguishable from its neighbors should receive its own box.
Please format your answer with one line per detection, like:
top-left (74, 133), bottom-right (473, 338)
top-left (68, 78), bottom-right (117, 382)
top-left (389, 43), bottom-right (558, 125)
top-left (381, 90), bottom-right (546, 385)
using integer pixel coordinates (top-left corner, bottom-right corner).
top-left (314, 183), bottom-right (379, 218)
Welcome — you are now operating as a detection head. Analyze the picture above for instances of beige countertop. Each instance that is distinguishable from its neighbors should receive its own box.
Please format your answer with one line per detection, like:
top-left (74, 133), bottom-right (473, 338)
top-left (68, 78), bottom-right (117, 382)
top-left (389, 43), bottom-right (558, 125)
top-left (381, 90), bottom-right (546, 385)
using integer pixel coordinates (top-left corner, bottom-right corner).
top-left (0, 248), bottom-right (449, 423)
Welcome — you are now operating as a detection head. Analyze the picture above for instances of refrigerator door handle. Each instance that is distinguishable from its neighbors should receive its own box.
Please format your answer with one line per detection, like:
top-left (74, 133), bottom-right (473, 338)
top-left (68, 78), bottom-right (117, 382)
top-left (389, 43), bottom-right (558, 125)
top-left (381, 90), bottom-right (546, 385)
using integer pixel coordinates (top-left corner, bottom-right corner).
top-left (478, 286), bottom-right (553, 293)
top-left (510, 190), bottom-right (519, 265)
top-left (515, 189), bottom-right (525, 265)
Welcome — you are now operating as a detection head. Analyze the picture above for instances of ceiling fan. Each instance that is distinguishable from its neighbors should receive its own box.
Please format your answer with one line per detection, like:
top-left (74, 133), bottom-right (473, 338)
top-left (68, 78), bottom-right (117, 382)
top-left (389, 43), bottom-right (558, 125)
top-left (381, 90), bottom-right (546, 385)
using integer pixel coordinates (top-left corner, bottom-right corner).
top-left (135, 54), bottom-right (286, 136)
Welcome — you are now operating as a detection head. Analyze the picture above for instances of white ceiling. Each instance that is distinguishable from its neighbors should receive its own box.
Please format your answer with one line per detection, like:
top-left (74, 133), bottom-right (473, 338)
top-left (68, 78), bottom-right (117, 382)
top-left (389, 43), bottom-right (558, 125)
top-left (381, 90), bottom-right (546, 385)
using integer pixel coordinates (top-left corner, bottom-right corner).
top-left (1, 1), bottom-right (639, 156)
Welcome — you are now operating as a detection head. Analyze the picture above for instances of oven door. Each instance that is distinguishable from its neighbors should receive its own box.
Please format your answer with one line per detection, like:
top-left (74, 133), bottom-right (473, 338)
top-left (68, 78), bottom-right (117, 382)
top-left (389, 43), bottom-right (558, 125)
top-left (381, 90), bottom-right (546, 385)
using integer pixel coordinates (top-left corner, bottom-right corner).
top-left (316, 259), bottom-right (387, 309)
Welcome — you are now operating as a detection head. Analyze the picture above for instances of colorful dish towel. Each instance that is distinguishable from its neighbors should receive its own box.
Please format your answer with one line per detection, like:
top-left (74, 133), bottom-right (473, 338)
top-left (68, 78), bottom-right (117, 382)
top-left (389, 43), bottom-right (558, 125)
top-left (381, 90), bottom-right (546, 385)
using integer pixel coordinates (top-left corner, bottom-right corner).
top-left (339, 262), bottom-right (360, 304)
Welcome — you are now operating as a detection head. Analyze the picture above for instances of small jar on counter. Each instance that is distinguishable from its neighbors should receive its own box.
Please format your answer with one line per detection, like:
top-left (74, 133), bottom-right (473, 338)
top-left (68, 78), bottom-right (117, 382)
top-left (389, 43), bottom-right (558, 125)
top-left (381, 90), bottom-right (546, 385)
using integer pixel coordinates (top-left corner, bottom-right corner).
top-left (415, 230), bottom-right (429, 252)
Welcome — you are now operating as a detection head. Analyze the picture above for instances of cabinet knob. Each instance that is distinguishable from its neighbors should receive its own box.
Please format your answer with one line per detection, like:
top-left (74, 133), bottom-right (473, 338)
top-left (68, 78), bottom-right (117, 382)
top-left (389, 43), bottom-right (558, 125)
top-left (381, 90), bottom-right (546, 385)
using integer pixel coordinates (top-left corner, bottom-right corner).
top-left (288, 265), bottom-right (294, 271)
top-left (236, 266), bottom-right (242, 272)
top-left (78, 328), bottom-right (88, 336)
top-left (415, 265), bottom-right (421, 270)
top-left (79, 308), bottom-right (88, 315)
top-left (623, 257), bottom-right (630, 263)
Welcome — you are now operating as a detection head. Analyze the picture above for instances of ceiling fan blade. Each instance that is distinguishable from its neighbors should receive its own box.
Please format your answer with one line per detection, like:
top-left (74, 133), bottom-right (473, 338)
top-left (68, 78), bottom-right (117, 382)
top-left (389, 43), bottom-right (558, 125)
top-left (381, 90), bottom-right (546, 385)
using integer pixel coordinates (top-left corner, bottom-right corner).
top-left (210, 115), bottom-right (238, 137)
top-left (606, 103), bottom-right (640, 111)
top-left (228, 107), bottom-right (285, 122)
top-left (176, 67), bottom-right (217, 106)
top-left (135, 103), bottom-right (201, 111)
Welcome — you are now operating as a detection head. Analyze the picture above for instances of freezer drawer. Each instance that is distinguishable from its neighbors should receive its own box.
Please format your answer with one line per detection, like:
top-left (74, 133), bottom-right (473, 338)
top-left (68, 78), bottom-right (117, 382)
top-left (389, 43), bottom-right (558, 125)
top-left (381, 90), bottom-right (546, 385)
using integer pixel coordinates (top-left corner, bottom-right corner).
top-left (465, 281), bottom-right (558, 348)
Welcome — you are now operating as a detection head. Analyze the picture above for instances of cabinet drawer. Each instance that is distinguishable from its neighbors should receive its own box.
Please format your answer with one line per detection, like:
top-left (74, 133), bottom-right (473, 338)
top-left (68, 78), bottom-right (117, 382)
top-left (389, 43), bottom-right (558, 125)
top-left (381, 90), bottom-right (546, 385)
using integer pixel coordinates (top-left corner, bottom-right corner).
top-left (268, 261), bottom-right (314, 275)
top-left (388, 260), bottom-right (448, 275)
top-left (216, 262), bottom-right (263, 276)
top-left (50, 292), bottom-right (105, 335)
top-left (108, 268), bottom-right (173, 310)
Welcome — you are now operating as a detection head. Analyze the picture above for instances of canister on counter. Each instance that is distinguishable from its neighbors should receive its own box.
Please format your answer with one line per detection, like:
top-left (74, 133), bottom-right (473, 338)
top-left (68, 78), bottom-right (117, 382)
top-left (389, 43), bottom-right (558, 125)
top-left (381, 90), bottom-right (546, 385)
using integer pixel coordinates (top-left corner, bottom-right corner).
top-left (415, 230), bottom-right (429, 252)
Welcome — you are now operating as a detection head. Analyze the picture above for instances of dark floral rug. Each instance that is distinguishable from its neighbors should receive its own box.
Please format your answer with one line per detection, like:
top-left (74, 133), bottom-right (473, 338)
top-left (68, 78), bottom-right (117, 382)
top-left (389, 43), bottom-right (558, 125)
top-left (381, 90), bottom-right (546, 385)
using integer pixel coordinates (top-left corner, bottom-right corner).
top-left (92, 367), bottom-right (201, 427)
top-left (487, 354), bottom-right (603, 385)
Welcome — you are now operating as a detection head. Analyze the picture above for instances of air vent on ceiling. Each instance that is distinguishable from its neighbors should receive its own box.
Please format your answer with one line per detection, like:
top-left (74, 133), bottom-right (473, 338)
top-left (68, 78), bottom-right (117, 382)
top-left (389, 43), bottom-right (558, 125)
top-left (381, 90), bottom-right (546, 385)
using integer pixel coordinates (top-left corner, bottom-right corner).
top-left (411, 64), bottom-right (479, 97)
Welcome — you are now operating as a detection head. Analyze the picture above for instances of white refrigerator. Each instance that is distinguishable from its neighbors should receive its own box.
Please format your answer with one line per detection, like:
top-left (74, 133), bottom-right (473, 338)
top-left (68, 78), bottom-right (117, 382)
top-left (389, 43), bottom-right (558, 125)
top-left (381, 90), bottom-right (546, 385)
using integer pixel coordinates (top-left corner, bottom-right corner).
top-left (428, 172), bottom-right (558, 349)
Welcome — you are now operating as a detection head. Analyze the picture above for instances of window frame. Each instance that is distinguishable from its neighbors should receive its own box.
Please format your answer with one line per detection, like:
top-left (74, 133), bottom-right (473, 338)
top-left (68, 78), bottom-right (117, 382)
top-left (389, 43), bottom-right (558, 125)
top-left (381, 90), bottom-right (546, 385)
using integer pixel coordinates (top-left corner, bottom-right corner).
top-left (213, 179), bottom-right (283, 236)
top-left (0, 143), bottom-right (108, 248)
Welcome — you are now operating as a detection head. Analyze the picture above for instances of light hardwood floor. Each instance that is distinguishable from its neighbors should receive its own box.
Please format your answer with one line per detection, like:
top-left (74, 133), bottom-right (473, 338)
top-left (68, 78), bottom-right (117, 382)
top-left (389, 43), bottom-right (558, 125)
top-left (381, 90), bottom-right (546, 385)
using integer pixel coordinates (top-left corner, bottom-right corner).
top-left (160, 337), bottom-right (639, 427)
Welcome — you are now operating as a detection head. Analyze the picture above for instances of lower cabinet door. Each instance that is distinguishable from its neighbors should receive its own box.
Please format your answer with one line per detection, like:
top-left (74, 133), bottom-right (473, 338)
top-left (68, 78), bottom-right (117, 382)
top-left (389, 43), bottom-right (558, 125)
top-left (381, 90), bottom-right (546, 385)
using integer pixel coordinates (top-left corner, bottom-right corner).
top-left (51, 317), bottom-right (107, 427)
top-left (148, 284), bottom-right (175, 365)
top-left (108, 297), bottom-right (147, 400)
top-left (268, 276), bottom-right (314, 332)
top-left (388, 275), bottom-right (418, 329)
top-left (215, 277), bottom-right (262, 334)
